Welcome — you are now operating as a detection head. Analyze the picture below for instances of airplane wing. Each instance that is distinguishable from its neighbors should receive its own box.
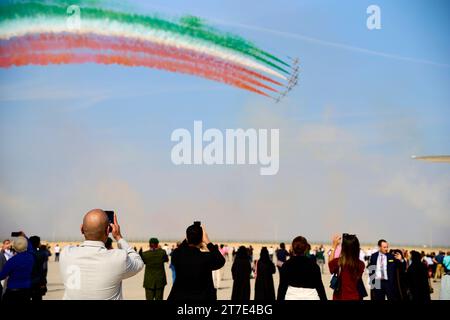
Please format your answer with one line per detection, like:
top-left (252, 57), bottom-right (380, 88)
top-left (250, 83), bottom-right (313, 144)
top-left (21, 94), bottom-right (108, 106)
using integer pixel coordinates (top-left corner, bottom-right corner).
top-left (411, 155), bottom-right (450, 163)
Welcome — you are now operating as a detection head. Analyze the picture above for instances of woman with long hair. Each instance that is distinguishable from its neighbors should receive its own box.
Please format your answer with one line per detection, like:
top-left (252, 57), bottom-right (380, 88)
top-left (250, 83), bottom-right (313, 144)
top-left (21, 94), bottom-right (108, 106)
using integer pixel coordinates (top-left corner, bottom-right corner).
top-left (328, 233), bottom-right (366, 300)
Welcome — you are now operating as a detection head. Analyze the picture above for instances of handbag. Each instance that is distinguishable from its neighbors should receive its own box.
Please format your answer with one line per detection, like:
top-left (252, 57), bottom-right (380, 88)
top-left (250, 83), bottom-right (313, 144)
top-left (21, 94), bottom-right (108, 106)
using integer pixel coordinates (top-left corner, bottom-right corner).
top-left (330, 267), bottom-right (341, 293)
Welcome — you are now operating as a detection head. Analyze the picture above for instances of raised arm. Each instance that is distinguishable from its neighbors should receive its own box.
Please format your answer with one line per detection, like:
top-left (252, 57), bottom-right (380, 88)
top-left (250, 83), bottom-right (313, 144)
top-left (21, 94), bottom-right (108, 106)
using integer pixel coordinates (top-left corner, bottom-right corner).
top-left (202, 226), bottom-right (225, 271)
top-left (117, 238), bottom-right (144, 279)
top-left (110, 214), bottom-right (144, 279)
top-left (328, 234), bottom-right (341, 263)
top-left (206, 243), bottom-right (226, 270)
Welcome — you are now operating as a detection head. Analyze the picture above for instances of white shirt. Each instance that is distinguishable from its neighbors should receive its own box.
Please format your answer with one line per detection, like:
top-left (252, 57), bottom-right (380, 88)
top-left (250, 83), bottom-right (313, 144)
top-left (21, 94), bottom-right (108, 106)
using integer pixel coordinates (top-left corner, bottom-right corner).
top-left (3, 249), bottom-right (13, 260)
top-left (60, 239), bottom-right (144, 300)
top-left (54, 246), bottom-right (60, 254)
top-left (375, 252), bottom-right (388, 280)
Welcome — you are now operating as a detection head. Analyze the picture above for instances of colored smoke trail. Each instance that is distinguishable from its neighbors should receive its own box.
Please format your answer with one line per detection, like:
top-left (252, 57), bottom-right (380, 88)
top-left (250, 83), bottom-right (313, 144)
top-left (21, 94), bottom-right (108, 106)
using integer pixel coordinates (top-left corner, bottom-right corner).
top-left (0, 33), bottom-right (282, 89)
top-left (0, 52), bottom-right (272, 97)
top-left (0, 2), bottom-right (289, 73)
top-left (0, 1), bottom-right (298, 97)
top-left (0, 17), bottom-right (288, 80)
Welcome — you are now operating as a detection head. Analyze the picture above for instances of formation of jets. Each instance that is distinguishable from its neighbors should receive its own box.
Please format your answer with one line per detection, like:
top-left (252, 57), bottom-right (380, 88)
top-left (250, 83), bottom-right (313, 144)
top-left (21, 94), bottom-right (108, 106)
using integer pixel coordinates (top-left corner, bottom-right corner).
top-left (272, 56), bottom-right (300, 103)
top-left (288, 56), bottom-right (299, 65)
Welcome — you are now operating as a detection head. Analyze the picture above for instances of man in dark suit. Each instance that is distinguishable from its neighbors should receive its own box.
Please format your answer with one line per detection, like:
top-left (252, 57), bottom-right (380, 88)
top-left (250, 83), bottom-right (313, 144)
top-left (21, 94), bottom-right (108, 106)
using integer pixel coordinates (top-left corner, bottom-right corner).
top-left (168, 223), bottom-right (225, 301)
top-left (141, 237), bottom-right (168, 300)
top-left (368, 239), bottom-right (404, 300)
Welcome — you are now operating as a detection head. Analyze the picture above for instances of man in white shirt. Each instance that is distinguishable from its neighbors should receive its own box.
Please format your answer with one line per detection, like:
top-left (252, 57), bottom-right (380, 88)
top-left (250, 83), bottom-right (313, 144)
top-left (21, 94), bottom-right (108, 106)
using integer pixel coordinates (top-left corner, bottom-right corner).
top-left (424, 255), bottom-right (434, 266)
top-left (2, 240), bottom-right (13, 260)
top-left (368, 239), bottom-right (403, 300)
top-left (54, 244), bottom-right (60, 262)
top-left (60, 209), bottom-right (144, 300)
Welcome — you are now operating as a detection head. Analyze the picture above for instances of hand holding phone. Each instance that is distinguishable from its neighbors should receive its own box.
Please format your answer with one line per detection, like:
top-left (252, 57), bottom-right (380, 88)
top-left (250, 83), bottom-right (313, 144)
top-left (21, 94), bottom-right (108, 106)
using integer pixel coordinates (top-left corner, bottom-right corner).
top-left (332, 234), bottom-right (341, 248)
top-left (11, 231), bottom-right (26, 237)
top-left (107, 211), bottom-right (122, 241)
top-left (201, 225), bottom-right (210, 244)
top-left (105, 211), bottom-right (115, 225)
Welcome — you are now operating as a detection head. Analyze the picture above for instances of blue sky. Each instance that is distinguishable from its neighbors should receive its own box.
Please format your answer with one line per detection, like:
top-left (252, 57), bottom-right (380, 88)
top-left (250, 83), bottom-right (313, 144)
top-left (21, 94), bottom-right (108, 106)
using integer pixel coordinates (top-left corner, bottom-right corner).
top-left (0, 0), bottom-right (449, 246)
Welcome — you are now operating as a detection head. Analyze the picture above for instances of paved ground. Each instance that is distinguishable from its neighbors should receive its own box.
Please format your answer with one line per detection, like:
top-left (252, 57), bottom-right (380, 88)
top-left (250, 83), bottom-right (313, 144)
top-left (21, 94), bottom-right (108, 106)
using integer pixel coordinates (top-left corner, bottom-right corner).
top-left (44, 257), bottom-right (442, 300)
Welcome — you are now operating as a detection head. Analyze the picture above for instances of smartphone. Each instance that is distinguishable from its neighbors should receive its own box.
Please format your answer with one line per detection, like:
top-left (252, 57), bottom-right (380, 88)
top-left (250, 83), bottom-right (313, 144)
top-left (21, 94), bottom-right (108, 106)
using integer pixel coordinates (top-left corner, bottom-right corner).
top-left (194, 221), bottom-right (201, 227)
top-left (105, 210), bottom-right (115, 225)
top-left (11, 232), bottom-right (21, 237)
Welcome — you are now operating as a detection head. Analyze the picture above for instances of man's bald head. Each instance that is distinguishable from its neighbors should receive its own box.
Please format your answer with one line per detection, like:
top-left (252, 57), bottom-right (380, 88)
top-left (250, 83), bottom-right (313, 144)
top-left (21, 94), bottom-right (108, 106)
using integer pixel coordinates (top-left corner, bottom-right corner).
top-left (81, 209), bottom-right (110, 242)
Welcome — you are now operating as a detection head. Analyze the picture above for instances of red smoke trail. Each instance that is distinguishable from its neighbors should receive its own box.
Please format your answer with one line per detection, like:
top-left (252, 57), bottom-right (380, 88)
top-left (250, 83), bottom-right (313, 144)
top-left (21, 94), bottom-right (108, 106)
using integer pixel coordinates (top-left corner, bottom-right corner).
top-left (0, 52), bottom-right (271, 97)
top-left (0, 33), bottom-right (282, 93)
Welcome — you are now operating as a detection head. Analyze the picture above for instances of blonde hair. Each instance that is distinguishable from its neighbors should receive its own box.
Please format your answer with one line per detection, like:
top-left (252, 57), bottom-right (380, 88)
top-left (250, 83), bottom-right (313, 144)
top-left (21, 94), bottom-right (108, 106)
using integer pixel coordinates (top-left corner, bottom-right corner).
top-left (13, 236), bottom-right (28, 253)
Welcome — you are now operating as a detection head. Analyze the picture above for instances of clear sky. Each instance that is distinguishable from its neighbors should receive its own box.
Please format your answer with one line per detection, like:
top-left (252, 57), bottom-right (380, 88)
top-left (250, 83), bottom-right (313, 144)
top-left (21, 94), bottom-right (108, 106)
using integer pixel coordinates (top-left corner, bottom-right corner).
top-left (1, 0), bottom-right (449, 246)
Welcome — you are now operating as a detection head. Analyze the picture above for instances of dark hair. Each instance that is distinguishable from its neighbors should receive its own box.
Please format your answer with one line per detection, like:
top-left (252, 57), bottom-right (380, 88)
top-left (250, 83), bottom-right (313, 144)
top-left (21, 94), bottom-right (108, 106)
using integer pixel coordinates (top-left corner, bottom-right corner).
top-left (377, 239), bottom-right (387, 247)
top-left (186, 224), bottom-right (203, 245)
top-left (339, 234), bottom-right (361, 277)
top-left (259, 247), bottom-right (271, 263)
top-left (29, 236), bottom-right (40, 249)
top-left (291, 236), bottom-right (309, 256)
top-left (410, 250), bottom-right (421, 264)
top-left (235, 246), bottom-right (248, 259)
top-left (390, 249), bottom-right (404, 259)
top-left (279, 242), bottom-right (285, 249)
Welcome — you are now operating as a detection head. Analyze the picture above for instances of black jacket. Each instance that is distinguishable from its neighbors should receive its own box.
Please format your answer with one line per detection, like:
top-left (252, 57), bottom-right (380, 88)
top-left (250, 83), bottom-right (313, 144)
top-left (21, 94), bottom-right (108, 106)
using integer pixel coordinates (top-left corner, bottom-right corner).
top-left (368, 252), bottom-right (406, 300)
top-left (168, 241), bottom-right (225, 301)
top-left (368, 252), bottom-right (396, 283)
top-left (277, 255), bottom-right (327, 300)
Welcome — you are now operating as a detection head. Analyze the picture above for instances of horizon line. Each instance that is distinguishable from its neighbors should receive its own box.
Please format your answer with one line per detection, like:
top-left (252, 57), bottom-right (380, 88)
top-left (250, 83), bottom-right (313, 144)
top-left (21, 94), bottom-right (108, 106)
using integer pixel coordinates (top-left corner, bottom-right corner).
top-left (28, 237), bottom-right (450, 249)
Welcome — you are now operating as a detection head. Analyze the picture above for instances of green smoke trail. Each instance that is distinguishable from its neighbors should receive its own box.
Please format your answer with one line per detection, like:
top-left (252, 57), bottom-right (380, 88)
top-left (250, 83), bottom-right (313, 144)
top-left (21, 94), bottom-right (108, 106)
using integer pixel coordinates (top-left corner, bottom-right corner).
top-left (0, 1), bottom-right (290, 74)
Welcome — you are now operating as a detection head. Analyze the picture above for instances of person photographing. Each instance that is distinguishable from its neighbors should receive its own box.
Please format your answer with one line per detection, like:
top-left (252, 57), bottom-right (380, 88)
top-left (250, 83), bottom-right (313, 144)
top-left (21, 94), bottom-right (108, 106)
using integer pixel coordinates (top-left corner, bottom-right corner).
top-left (59, 209), bottom-right (144, 300)
top-left (168, 222), bottom-right (225, 301)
